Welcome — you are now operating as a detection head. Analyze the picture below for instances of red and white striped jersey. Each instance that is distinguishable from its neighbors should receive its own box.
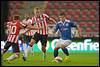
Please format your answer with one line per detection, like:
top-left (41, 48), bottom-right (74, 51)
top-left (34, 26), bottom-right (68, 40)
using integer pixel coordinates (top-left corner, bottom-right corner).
top-left (32, 14), bottom-right (49, 35)
top-left (22, 18), bottom-right (35, 36)
top-left (7, 20), bottom-right (26, 43)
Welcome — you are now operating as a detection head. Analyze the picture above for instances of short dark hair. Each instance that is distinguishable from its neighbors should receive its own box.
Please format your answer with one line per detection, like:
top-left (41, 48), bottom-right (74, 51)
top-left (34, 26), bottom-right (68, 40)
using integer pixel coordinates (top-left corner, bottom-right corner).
top-left (13, 15), bottom-right (20, 20)
top-left (59, 12), bottom-right (66, 16)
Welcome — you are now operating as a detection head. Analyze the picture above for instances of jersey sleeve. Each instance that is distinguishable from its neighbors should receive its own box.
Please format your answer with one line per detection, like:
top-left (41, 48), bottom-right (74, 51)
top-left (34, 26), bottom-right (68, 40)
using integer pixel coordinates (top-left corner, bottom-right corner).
top-left (19, 21), bottom-right (26, 27)
top-left (31, 17), bottom-right (36, 24)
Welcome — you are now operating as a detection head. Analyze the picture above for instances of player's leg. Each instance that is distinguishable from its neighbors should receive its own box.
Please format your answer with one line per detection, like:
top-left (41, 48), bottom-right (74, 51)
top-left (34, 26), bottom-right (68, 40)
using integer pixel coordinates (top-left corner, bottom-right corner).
top-left (4, 43), bottom-right (20, 63)
top-left (61, 40), bottom-right (72, 62)
top-left (23, 41), bottom-right (27, 56)
top-left (11, 43), bottom-right (20, 60)
top-left (40, 35), bottom-right (48, 61)
top-left (42, 45), bottom-right (46, 61)
top-left (27, 36), bottom-right (34, 56)
top-left (5, 52), bottom-right (20, 63)
top-left (61, 46), bottom-right (69, 56)
top-left (31, 47), bottom-right (34, 56)
top-left (54, 47), bottom-right (60, 58)
top-left (2, 41), bottom-right (11, 63)
top-left (22, 35), bottom-right (30, 57)
top-left (61, 46), bottom-right (70, 62)
top-left (22, 39), bottom-right (35, 61)
top-left (23, 33), bottom-right (39, 61)
top-left (53, 39), bottom-right (62, 58)
top-left (19, 34), bottom-right (27, 55)
top-left (61, 45), bottom-right (70, 62)
top-left (25, 35), bottom-right (34, 56)
top-left (2, 42), bottom-right (11, 56)
top-left (3, 52), bottom-right (20, 64)
top-left (51, 41), bottom-right (60, 63)
top-left (53, 39), bottom-right (61, 59)
top-left (61, 40), bottom-right (71, 56)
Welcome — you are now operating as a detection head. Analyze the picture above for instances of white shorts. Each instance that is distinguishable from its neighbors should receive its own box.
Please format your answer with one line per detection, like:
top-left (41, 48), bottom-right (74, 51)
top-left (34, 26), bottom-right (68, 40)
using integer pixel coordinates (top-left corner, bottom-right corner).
top-left (56, 39), bottom-right (72, 48)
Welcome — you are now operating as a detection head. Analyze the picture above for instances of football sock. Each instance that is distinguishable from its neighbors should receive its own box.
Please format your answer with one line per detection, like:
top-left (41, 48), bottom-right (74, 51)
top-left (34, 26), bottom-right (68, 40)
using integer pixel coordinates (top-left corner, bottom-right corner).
top-left (23, 43), bottom-right (27, 52)
top-left (23, 43), bottom-right (27, 54)
top-left (24, 46), bottom-right (32, 58)
top-left (54, 49), bottom-right (58, 58)
top-left (62, 47), bottom-right (69, 56)
top-left (7, 54), bottom-right (16, 61)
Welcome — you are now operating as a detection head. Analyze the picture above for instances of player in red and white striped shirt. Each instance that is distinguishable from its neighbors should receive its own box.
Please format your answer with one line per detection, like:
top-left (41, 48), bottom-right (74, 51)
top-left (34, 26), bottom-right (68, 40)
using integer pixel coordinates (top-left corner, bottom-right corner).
top-left (23, 7), bottom-right (56, 61)
top-left (21, 14), bottom-right (35, 56)
top-left (2, 15), bottom-right (40, 63)
top-left (2, 16), bottom-right (26, 63)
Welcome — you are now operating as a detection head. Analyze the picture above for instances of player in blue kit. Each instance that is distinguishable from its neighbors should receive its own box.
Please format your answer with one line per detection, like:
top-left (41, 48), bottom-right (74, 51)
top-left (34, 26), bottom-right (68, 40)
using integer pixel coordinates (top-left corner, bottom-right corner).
top-left (52, 13), bottom-right (82, 62)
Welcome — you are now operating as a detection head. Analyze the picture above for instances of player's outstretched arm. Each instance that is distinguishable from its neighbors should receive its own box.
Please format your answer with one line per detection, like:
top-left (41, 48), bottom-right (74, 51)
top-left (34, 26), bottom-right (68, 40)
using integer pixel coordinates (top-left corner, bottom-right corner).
top-left (26, 24), bottom-right (43, 30)
top-left (20, 24), bottom-right (43, 35)
top-left (49, 17), bottom-right (57, 24)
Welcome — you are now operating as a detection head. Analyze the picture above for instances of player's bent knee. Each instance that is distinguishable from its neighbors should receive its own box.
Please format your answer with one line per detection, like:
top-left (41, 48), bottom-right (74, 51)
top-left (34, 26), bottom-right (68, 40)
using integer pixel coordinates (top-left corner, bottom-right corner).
top-left (61, 45), bottom-right (65, 49)
top-left (29, 39), bottom-right (35, 47)
top-left (29, 43), bottom-right (33, 47)
top-left (42, 46), bottom-right (46, 49)
top-left (54, 47), bottom-right (60, 50)
top-left (42, 46), bottom-right (46, 51)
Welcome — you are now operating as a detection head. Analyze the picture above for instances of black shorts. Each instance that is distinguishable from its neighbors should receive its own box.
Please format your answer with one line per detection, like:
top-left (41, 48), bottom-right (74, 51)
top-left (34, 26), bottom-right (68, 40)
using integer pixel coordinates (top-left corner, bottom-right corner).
top-left (4, 41), bottom-right (20, 53)
top-left (22, 35), bottom-right (32, 43)
top-left (32, 32), bottom-right (48, 47)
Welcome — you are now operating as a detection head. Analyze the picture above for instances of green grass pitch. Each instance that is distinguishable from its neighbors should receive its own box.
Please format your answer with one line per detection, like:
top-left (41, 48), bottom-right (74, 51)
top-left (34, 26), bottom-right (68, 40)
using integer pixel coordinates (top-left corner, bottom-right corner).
top-left (1, 52), bottom-right (99, 66)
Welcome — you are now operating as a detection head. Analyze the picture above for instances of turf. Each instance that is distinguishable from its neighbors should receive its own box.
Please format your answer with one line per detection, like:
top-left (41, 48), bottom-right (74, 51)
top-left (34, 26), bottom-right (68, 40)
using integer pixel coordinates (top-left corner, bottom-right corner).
top-left (1, 52), bottom-right (99, 66)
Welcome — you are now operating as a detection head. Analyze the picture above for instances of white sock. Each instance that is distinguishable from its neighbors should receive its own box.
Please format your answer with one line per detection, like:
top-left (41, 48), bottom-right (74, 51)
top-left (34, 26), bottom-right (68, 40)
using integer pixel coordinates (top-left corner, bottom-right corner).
top-left (24, 46), bottom-right (32, 58)
top-left (7, 54), bottom-right (16, 61)
top-left (23, 43), bottom-right (27, 54)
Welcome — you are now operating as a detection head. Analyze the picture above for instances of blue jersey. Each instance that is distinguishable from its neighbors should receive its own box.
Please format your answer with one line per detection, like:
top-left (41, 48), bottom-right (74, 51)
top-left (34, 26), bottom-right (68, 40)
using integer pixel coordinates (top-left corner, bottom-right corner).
top-left (55, 19), bottom-right (77, 40)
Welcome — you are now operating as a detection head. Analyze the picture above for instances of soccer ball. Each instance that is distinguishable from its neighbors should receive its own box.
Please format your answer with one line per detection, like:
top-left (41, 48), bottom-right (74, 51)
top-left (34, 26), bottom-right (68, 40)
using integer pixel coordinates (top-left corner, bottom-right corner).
top-left (54, 56), bottom-right (62, 63)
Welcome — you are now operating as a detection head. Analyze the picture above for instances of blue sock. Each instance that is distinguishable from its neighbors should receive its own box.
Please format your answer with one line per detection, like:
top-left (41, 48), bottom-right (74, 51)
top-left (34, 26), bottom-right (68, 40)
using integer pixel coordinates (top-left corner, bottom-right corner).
top-left (54, 49), bottom-right (58, 58)
top-left (62, 47), bottom-right (69, 56)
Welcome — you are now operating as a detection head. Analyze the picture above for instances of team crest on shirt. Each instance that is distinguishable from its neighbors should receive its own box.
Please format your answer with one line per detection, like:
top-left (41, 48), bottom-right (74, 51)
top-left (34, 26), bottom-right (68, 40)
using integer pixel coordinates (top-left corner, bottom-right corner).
top-left (66, 23), bottom-right (69, 26)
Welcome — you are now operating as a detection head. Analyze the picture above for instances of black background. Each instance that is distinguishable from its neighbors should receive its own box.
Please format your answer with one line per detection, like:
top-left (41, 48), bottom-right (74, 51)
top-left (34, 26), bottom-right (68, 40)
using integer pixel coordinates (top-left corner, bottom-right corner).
top-left (1, 1), bottom-right (8, 41)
